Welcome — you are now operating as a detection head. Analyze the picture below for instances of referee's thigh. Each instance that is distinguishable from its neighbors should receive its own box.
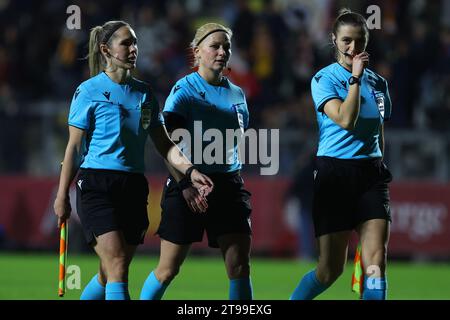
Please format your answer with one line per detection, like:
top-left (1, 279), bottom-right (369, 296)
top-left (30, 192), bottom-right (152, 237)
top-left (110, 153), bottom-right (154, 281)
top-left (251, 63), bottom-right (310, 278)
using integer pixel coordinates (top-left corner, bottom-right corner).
top-left (93, 230), bottom-right (135, 280)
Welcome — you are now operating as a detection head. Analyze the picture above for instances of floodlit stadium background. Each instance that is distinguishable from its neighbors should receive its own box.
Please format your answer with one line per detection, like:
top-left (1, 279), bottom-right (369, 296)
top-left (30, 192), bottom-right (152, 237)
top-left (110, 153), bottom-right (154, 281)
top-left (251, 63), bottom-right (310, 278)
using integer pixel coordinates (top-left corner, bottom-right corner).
top-left (0, 0), bottom-right (449, 299)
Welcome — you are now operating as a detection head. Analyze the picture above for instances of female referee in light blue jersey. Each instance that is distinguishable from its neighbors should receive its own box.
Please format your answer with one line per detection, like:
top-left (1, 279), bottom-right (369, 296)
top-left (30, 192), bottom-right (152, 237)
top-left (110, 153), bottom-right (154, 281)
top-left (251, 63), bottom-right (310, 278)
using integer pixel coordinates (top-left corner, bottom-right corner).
top-left (290, 9), bottom-right (392, 300)
top-left (53, 20), bottom-right (212, 300)
top-left (140, 23), bottom-right (253, 300)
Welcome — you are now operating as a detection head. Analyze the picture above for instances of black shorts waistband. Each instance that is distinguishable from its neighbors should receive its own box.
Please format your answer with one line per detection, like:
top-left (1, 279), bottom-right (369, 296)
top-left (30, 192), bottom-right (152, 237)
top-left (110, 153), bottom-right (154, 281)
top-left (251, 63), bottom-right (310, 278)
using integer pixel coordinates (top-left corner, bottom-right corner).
top-left (169, 170), bottom-right (241, 182)
top-left (79, 168), bottom-right (144, 176)
top-left (316, 156), bottom-right (382, 167)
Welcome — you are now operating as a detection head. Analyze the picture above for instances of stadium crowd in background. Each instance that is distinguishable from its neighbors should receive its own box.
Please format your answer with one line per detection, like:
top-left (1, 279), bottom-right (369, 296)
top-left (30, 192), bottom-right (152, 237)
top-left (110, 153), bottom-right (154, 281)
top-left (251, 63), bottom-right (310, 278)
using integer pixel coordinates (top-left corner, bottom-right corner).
top-left (0, 0), bottom-right (449, 176)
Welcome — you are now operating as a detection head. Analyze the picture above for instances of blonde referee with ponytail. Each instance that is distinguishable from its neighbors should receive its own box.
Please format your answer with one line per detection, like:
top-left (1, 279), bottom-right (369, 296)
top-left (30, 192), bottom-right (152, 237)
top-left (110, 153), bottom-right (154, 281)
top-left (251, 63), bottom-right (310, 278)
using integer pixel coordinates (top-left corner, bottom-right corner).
top-left (54, 20), bottom-right (212, 300)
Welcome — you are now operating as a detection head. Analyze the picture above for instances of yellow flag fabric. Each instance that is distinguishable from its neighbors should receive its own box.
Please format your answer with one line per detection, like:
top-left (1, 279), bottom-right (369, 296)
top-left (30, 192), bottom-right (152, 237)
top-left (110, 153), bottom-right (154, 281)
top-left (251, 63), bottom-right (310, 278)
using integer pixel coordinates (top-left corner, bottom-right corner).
top-left (351, 243), bottom-right (364, 299)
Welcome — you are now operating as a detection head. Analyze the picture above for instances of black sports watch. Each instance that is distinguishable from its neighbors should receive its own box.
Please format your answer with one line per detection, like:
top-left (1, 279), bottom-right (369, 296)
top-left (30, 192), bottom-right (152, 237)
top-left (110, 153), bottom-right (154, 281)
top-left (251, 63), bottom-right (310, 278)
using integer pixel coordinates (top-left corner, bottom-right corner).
top-left (348, 76), bottom-right (360, 85)
top-left (185, 165), bottom-right (196, 182)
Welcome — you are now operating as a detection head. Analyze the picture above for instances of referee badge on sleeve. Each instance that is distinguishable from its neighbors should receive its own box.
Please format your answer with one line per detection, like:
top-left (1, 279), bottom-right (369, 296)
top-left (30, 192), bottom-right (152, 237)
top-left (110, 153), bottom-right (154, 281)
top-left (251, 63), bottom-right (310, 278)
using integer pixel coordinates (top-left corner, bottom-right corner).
top-left (232, 102), bottom-right (246, 130)
top-left (141, 101), bottom-right (152, 130)
top-left (373, 92), bottom-right (385, 119)
top-left (237, 113), bottom-right (244, 129)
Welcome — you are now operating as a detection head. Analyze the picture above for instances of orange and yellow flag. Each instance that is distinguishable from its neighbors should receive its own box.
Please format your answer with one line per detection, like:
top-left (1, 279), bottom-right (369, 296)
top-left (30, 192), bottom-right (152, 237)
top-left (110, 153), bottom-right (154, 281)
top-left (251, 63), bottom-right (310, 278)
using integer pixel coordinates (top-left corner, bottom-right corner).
top-left (351, 243), bottom-right (364, 299)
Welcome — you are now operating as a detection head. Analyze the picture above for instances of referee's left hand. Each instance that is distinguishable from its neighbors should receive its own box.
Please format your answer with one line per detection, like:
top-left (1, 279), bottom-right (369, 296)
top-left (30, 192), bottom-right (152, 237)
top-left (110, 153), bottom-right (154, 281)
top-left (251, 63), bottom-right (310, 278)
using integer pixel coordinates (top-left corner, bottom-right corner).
top-left (182, 186), bottom-right (208, 213)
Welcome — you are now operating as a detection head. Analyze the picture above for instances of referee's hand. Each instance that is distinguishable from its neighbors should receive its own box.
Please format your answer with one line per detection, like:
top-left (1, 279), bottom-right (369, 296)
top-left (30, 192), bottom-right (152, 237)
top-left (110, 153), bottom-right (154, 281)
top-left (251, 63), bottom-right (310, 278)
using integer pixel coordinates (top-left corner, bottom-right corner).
top-left (182, 187), bottom-right (208, 213)
top-left (190, 169), bottom-right (214, 193)
top-left (352, 51), bottom-right (369, 77)
top-left (54, 196), bottom-right (71, 228)
top-left (198, 184), bottom-right (213, 198)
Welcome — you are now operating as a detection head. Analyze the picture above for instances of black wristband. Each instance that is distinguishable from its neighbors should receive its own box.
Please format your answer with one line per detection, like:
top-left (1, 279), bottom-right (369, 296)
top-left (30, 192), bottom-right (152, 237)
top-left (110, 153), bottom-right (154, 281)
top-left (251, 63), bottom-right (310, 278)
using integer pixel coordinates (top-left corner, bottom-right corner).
top-left (185, 166), bottom-right (196, 182)
top-left (178, 177), bottom-right (191, 191)
top-left (348, 75), bottom-right (360, 85)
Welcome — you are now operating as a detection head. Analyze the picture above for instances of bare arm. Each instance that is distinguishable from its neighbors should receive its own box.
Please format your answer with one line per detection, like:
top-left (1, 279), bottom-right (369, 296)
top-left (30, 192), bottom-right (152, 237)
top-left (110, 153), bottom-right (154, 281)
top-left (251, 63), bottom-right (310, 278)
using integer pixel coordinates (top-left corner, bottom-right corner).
top-left (150, 125), bottom-right (213, 187)
top-left (54, 126), bottom-right (85, 227)
top-left (323, 87), bottom-right (361, 130)
top-left (150, 125), bottom-right (196, 176)
top-left (323, 52), bottom-right (369, 130)
top-left (164, 159), bottom-right (184, 182)
top-left (150, 125), bottom-right (213, 213)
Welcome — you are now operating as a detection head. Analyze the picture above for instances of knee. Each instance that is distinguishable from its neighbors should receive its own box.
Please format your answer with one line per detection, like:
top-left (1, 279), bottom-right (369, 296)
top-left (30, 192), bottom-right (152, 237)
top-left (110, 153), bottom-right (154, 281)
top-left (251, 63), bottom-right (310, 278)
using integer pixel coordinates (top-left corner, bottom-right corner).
top-left (226, 259), bottom-right (250, 279)
top-left (367, 246), bottom-right (387, 262)
top-left (316, 264), bottom-right (345, 286)
top-left (103, 254), bottom-right (129, 279)
top-left (156, 265), bottom-right (181, 284)
top-left (364, 247), bottom-right (387, 274)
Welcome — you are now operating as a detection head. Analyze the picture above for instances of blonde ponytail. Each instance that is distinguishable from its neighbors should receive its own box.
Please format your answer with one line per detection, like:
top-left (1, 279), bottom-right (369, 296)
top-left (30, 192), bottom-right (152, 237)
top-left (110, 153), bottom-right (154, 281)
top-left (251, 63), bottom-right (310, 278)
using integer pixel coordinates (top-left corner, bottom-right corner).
top-left (88, 26), bottom-right (104, 77)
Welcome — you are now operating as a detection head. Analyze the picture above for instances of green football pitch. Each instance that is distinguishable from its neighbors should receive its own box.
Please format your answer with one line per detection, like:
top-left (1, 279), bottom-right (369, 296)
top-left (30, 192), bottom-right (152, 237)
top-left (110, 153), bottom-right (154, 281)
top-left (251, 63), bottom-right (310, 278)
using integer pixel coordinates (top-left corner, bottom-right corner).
top-left (1, 253), bottom-right (449, 300)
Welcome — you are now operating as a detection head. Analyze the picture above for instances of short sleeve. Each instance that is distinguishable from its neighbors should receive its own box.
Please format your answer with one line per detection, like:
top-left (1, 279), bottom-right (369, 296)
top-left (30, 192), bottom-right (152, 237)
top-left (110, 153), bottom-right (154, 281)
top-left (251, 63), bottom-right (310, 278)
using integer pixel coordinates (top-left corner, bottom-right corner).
top-left (311, 73), bottom-right (342, 112)
top-left (240, 88), bottom-right (250, 129)
top-left (163, 82), bottom-right (190, 119)
top-left (383, 80), bottom-right (392, 121)
top-left (68, 85), bottom-right (92, 130)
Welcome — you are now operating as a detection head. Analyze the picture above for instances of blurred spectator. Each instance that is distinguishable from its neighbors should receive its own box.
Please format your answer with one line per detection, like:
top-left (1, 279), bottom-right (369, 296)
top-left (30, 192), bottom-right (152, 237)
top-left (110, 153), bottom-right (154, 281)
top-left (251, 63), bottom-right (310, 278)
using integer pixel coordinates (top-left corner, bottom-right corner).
top-left (284, 151), bottom-right (316, 260)
top-left (135, 5), bottom-right (175, 81)
top-left (290, 30), bottom-right (316, 95)
top-left (231, 0), bottom-right (256, 59)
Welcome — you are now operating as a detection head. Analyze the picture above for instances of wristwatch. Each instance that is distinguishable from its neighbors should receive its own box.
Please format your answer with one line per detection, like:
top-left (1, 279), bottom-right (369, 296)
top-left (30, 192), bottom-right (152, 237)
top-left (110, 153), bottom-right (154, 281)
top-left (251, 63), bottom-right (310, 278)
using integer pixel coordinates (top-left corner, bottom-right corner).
top-left (348, 76), bottom-right (360, 85)
top-left (185, 165), bottom-right (196, 182)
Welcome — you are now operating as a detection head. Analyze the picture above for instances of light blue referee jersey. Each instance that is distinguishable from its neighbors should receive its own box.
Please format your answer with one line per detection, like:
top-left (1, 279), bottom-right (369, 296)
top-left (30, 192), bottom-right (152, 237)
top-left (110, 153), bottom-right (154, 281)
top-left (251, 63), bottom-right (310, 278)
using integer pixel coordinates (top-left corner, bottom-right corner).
top-left (311, 63), bottom-right (392, 159)
top-left (68, 72), bottom-right (164, 173)
top-left (164, 72), bottom-right (249, 174)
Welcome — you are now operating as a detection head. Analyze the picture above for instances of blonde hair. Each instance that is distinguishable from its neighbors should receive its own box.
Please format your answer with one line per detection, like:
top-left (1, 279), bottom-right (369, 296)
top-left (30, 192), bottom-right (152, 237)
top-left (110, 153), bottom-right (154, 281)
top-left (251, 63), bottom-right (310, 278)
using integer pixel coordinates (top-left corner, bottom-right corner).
top-left (190, 23), bottom-right (233, 67)
top-left (88, 20), bottom-right (129, 77)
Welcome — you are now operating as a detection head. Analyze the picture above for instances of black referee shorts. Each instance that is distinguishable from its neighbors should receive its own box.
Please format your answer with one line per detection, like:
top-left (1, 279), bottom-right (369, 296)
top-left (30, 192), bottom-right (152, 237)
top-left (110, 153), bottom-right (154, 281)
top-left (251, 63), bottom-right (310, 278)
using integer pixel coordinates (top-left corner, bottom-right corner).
top-left (313, 156), bottom-right (392, 237)
top-left (157, 170), bottom-right (252, 248)
top-left (76, 168), bottom-right (149, 246)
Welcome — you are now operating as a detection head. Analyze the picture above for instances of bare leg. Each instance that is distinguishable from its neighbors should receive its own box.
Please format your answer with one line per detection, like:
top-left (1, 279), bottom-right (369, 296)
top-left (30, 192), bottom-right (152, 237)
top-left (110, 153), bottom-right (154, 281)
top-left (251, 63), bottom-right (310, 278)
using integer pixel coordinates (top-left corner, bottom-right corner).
top-left (92, 231), bottom-right (135, 300)
top-left (218, 233), bottom-right (252, 300)
top-left (356, 219), bottom-right (390, 299)
top-left (154, 239), bottom-right (191, 284)
top-left (140, 239), bottom-right (191, 300)
top-left (316, 230), bottom-right (352, 286)
top-left (290, 230), bottom-right (351, 300)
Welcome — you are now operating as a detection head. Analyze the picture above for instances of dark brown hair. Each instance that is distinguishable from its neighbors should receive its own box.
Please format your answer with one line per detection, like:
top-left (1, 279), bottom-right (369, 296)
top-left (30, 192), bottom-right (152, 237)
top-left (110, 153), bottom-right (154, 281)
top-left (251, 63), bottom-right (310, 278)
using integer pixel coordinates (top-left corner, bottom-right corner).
top-left (332, 8), bottom-right (369, 46)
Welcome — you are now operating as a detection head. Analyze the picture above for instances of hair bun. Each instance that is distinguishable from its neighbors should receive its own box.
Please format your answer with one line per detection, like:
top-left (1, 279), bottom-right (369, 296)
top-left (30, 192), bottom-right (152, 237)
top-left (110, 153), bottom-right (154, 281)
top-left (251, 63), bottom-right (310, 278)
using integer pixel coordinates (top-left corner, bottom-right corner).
top-left (338, 8), bottom-right (352, 16)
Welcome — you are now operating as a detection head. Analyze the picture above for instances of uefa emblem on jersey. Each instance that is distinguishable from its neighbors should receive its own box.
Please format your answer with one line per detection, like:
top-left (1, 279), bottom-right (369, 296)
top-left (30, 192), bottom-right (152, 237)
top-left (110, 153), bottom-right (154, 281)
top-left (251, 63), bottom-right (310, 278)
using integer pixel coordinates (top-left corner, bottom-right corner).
top-left (141, 101), bottom-right (152, 130)
top-left (374, 92), bottom-right (385, 118)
